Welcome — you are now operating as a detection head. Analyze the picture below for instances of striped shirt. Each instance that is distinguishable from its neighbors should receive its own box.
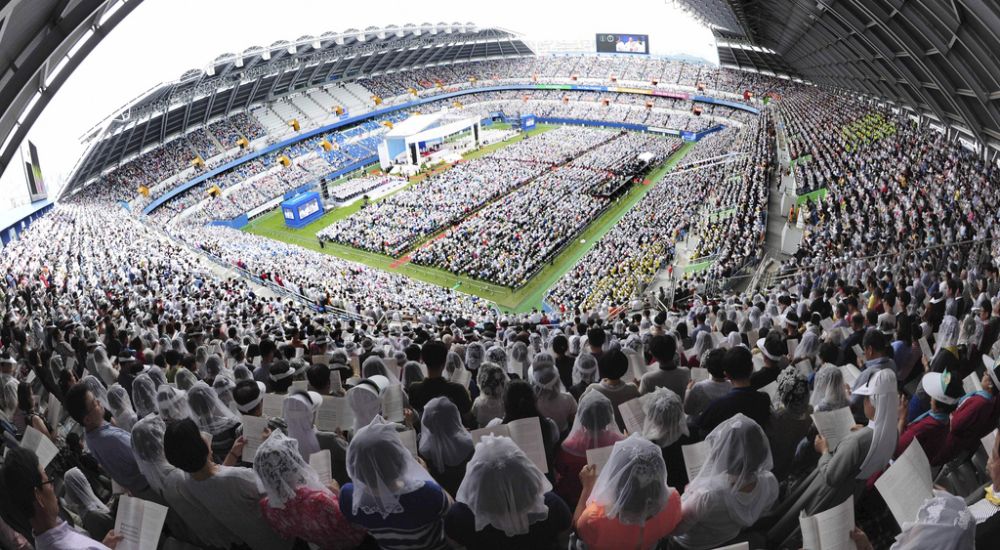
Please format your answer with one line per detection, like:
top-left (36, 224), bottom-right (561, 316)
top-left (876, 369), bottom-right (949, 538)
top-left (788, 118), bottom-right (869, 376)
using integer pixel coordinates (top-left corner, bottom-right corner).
top-left (339, 481), bottom-right (449, 550)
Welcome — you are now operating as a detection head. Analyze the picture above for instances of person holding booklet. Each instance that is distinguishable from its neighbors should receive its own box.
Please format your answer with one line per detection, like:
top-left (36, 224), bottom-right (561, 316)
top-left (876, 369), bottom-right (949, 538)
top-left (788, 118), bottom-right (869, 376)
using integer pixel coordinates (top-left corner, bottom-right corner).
top-left (639, 334), bottom-right (690, 400)
top-left (766, 367), bottom-right (812, 483)
top-left (937, 355), bottom-right (1000, 464)
top-left (446, 435), bottom-right (571, 548)
top-left (500, 380), bottom-right (560, 474)
top-left (0, 448), bottom-right (123, 550)
top-left (284, 390), bottom-right (350, 484)
top-left (419, 396), bottom-right (474, 495)
top-left (672, 413), bottom-right (777, 549)
top-left (894, 371), bottom-right (963, 465)
top-left (765, 368), bottom-right (899, 547)
top-left (683, 349), bottom-right (731, 417)
top-left (583, 350), bottom-right (640, 432)
top-left (696, 346), bottom-right (772, 436)
top-left (339, 417), bottom-right (452, 550)
top-left (568, 353), bottom-right (599, 401)
top-left (640, 387), bottom-right (694, 493)
top-left (406, 340), bottom-right (472, 419)
top-left (554, 391), bottom-right (626, 505)
top-left (254, 431), bottom-right (368, 550)
top-left (187, 381), bottom-right (241, 463)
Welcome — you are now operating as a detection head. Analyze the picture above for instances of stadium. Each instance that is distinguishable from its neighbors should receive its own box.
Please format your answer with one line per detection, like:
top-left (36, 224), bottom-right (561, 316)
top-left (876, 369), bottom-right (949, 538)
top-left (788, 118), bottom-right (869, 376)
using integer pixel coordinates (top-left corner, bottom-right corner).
top-left (1, 0), bottom-right (1000, 548)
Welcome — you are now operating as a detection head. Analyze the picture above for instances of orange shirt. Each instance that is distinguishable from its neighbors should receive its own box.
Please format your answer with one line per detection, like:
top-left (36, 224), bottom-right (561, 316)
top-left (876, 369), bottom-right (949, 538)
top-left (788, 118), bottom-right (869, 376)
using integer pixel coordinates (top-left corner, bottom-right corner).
top-left (576, 489), bottom-right (682, 550)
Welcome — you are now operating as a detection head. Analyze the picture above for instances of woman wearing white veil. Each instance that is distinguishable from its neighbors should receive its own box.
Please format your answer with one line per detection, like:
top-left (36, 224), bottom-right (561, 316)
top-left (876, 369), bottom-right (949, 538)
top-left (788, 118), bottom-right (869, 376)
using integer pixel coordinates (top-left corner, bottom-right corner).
top-left (419, 396), bottom-right (474, 495)
top-left (62, 467), bottom-right (112, 541)
top-left (339, 416), bottom-right (450, 550)
top-left (254, 431), bottom-right (367, 549)
top-left (187, 381), bottom-right (240, 462)
top-left (554, 391), bottom-right (625, 505)
top-left (471, 362), bottom-right (507, 428)
top-left (568, 353), bottom-right (599, 401)
top-left (106, 384), bottom-right (137, 432)
top-left (131, 374), bottom-right (157, 418)
top-left (156, 385), bottom-right (193, 424)
top-left (766, 368), bottom-right (898, 547)
top-left (445, 435), bottom-right (570, 548)
top-left (574, 434), bottom-right (682, 549)
top-left (672, 413), bottom-right (778, 549)
top-left (529, 353), bottom-right (576, 433)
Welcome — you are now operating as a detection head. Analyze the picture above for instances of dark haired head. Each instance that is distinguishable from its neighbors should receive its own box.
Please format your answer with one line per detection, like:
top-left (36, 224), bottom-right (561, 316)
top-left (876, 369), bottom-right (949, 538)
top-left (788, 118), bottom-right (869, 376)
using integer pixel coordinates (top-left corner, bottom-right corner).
top-left (503, 379), bottom-right (540, 422)
top-left (722, 346), bottom-right (753, 381)
top-left (649, 334), bottom-right (677, 366)
top-left (0, 447), bottom-right (44, 531)
top-left (701, 348), bottom-right (727, 379)
top-left (551, 335), bottom-right (569, 355)
top-left (306, 363), bottom-right (331, 392)
top-left (598, 349), bottom-right (629, 380)
top-left (420, 341), bottom-right (448, 372)
top-left (163, 418), bottom-right (209, 473)
top-left (587, 327), bottom-right (606, 349)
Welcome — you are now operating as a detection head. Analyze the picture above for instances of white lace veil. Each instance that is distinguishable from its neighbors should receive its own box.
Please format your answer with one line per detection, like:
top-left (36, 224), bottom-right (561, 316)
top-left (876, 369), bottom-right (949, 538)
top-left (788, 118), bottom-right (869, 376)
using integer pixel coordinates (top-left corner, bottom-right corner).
top-left (890, 493), bottom-right (976, 550)
top-left (131, 374), bottom-right (157, 418)
top-left (572, 353), bottom-right (599, 385)
top-left (640, 387), bottom-right (689, 447)
top-left (347, 383), bottom-right (381, 433)
top-left (130, 414), bottom-right (172, 492)
top-left (187, 381), bottom-right (239, 435)
top-left (81, 375), bottom-right (109, 409)
top-left (283, 391), bottom-right (322, 459)
top-left (418, 396), bottom-right (474, 470)
top-left (455, 434), bottom-right (551, 536)
top-left (253, 430), bottom-right (327, 509)
top-left (561, 391), bottom-right (622, 456)
top-left (62, 467), bottom-right (110, 516)
top-left (810, 364), bottom-right (849, 411)
top-left (107, 384), bottom-right (138, 432)
top-left (684, 413), bottom-right (779, 526)
top-left (346, 416), bottom-right (435, 519)
top-left (175, 368), bottom-right (198, 391)
top-left (587, 434), bottom-right (673, 525)
top-left (156, 385), bottom-right (193, 423)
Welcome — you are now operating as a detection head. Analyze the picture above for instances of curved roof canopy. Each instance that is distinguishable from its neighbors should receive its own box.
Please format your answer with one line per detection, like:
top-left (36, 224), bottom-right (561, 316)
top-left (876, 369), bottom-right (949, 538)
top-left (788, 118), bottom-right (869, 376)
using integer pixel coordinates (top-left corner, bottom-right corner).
top-left (62, 23), bottom-right (531, 197)
top-left (0, 0), bottom-right (142, 178)
top-left (678, 0), bottom-right (1000, 154)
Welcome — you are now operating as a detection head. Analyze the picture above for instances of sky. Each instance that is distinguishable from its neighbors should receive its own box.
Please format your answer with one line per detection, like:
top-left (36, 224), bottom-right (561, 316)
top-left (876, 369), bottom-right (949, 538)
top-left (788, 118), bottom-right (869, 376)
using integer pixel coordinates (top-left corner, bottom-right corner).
top-left (0, 0), bottom-right (715, 208)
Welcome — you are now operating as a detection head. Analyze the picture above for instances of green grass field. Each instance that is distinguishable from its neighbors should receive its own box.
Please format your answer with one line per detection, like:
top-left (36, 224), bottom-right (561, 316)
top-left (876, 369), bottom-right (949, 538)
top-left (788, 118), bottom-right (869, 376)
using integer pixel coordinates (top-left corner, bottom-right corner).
top-left (245, 128), bottom-right (694, 312)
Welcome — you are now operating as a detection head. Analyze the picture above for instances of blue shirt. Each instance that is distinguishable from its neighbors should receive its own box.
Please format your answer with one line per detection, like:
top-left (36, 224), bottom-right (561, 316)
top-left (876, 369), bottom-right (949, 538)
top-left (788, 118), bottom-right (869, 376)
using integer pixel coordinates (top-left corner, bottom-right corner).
top-left (84, 423), bottom-right (148, 493)
top-left (339, 481), bottom-right (449, 550)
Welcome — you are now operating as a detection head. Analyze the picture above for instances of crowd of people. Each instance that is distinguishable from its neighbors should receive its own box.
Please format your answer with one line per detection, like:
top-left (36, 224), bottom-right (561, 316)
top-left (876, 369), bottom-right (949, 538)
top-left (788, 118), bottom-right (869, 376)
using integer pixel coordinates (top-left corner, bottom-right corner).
top-left (5, 231), bottom-right (1000, 549)
top-left (329, 175), bottom-right (408, 203)
top-left (316, 127), bottom-right (611, 257)
top-left (411, 133), bottom-right (679, 287)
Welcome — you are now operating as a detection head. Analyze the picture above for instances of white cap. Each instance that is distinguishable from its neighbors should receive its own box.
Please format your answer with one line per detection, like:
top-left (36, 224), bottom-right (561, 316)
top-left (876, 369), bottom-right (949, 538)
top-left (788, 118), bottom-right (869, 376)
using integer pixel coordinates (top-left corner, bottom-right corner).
top-left (921, 372), bottom-right (957, 405)
top-left (983, 355), bottom-right (1000, 389)
top-left (852, 369), bottom-right (897, 396)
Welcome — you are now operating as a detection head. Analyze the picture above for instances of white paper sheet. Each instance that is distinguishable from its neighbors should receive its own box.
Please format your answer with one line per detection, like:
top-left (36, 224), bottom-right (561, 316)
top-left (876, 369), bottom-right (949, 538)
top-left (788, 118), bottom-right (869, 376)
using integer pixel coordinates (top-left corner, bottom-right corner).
top-left (309, 450), bottom-right (332, 484)
top-left (311, 354), bottom-right (330, 366)
top-left (381, 384), bottom-right (405, 423)
top-left (45, 393), bottom-right (62, 429)
top-left (316, 396), bottom-right (353, 432)
top-left (618, 398), bottom-right (646, 436)
top-left (20, 426), bottom-right (58, 468)
top-left (114, 495), bottom-right (169, 550)
top-left (811, 407), bottom-right (855, 452)
top-left (450, 366), bottom-right (471, 387)
top-left (508, 359), bottom-right (526, 379)
top-left (759, 381), bottom-right (779, 401)
top-left (329, 370), bottom-right (343, 394)
top-left (240, 414), bottom-right (269, 461)
top-left (690, 367), bottom-right (710, 384)
top-left (681, 440), bottom-right (710, 481)
top-left (962, 373), bottom-right (982, 395)
top-left (799, 495), bottom-right (856, 550)
top-left (820, 319), bottom-right (834, 331)
top-left (291, 380), bottom-right (308, 392)
top-left (397, 429), bottom-right (418, 457)
top-left (839, 364), bottom-right (861, 387)
top-left (710, 543), bottom-right (749, 550)
top-left (787, 338), bottom-right (799, 358)
top-left (851, 345), bottom-right (864, 362)
top-left (874, 440), bottom-right (933, 527)
top-left (918, 338), bottom-right (932, 359)
top-left (262, 393), bottom-right (285, 419)
top-left (982, 429), bottom-right (997, 456)
top-left (586, 445), bottom-right (615, 475)
top-left (471, 418), bottom-right (548, 473)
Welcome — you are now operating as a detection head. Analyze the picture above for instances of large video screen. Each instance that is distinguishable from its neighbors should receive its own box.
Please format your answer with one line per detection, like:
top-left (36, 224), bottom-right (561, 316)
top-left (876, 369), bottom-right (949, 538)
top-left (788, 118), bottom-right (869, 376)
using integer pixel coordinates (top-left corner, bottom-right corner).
top-left (596, 33), bottom-right (649, 55)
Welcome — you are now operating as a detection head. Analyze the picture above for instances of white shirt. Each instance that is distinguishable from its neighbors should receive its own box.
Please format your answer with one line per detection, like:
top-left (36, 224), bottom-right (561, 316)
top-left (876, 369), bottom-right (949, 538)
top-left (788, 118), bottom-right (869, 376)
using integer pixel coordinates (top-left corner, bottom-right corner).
top-left (34, 520), bottom-right (109, 550)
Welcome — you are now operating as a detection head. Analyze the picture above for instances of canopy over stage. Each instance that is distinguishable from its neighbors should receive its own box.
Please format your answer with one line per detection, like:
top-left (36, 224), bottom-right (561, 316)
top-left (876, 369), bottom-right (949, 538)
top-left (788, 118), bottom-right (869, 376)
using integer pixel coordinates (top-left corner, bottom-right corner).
top-left (281, 191), bottom-right (324, 229)
top-left (377, 108), bottom-right (482, 171)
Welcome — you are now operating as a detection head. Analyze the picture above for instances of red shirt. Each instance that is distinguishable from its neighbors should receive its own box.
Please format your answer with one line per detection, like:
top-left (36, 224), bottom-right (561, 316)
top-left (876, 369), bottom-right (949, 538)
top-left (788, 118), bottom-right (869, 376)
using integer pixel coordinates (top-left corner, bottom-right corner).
top-left (896, 413), bottom-right (949, 466)
top-left (936, 393), bottom-right (1000, 464)
top-left (260, 487), bottom-right (367, 550)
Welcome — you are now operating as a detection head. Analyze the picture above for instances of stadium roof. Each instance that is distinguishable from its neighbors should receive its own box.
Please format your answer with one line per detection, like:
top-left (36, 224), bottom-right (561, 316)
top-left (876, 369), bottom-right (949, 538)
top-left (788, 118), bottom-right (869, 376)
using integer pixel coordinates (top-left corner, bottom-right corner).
top-left (0, 0), bottom-right (142, 181)
top-left (61, 23), bottom-right (533, 198)
top-left (677, 0), bottom-right (1000, 154)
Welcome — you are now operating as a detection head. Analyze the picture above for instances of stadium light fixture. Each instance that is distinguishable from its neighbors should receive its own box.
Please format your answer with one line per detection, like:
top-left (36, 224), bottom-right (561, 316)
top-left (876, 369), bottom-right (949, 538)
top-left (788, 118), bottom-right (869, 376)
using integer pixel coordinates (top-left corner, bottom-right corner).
top-left (67, 28), bottom-right (96, 58)
top-left (17, 91), bottom-right (44, 126)
top-left (44, 56), bottom-right (71, 89)
top-left (0, 123), bottom-right (20, 158)
top-left (98, 0), bottom-right (126, 28)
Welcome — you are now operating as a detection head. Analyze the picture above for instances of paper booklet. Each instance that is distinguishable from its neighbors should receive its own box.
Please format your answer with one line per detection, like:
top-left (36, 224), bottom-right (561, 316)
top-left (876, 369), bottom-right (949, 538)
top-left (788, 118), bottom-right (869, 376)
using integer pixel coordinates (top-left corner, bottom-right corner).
top-left (240, 414), bottom-right (270, 461)
top-left (114, 495), bottom-right (169, 550)
top-left (329, 370), bottom-right (343, 394)
top-left (851, 345), bottom-right (864, 362)
top-left (709, 543), bottom-right (749, 550)
top-left (963, 372), bottom-right (983, 395)
top-left (618, 398), bottom-right (646, 436)
top-left (787, 338), bottom-right (799, 358)
top-left (839, 364), bottom-right (861, 387)
top-left (799, 495), bottom-right (856, 550)
top-left (982, 429), bottom-right (997, 456)
top-left (586, 445), bottom-right (615, 475)
top-left (262, 393), bottom-right (285, 419)
top-left (311, 354), bottom-right (330, 366)
top-left (508, 359), bottom-right (526, 379)
top-left (397, 429), bottom-right (418, 457)
top-left (20, 426), bottom-right (58, 468)
top-left (381, 384), bottom-right (406, 423)
top-left (309, 450), bottom-right (332, 484)
top-left (316, 396), bottom-right (354, 432)
top-left (811, 407), bottom-right (855, 452)
top-left (690, 367), bottom-right (711, 384)
top-left (625, 351), bottom-right (647, 381)
top-left (682, 440), bottom-right (710, 481)
top-left (45, 393), bottom-right (62, 429)
top-left (470, 417), bottom-right (548, 473)
top-left (875, 440), bottom-right (933, 527)
top-left (291, 380), bottom-right (308, 392)
top-left (384, 357), bottom-right (400, 379)
top-left (918, 338), bottom-right (933, 359)
top-left (759, 381), bottom-right (779, 401)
